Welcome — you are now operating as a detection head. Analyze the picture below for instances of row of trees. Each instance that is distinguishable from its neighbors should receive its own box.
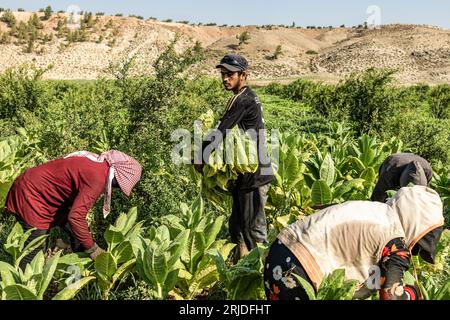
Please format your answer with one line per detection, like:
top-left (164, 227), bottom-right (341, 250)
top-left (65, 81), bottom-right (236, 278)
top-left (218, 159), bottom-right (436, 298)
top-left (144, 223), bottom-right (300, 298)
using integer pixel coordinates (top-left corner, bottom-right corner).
top-left (0, 8), bottom-right (375, 30)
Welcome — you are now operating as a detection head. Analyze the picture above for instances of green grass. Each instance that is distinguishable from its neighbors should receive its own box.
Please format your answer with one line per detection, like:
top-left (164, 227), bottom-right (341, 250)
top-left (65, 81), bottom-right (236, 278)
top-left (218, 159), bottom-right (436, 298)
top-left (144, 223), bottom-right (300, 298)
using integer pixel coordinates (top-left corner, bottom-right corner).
top-left (256, 90), bottom-right (312, 132)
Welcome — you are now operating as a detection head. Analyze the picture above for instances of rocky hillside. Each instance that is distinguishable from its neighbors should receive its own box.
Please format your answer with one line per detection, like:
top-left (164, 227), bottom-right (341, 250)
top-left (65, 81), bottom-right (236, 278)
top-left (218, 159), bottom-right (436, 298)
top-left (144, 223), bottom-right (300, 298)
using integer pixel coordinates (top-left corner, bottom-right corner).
top-left (0, 11), bottom-right (449, 84)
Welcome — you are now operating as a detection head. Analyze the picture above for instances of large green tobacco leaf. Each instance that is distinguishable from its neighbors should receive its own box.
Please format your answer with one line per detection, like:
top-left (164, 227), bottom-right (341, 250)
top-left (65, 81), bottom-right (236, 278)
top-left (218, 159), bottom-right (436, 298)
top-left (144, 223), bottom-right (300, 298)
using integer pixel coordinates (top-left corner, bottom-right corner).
top-left (332, 178), bottom-right (365, 200)
top-left (3, 284), bottom-right (38, 300)
top-left (139, 228), bottom-right (190, 298)
top-left (104, 229), bottom-right (124, 252)
top-left (37, 251), bottom-right (61, 299)
top-left (360, 167), bottom-right (376, 184)
top-left (320, 153), bottom-right (335, 186)
top-left (167, 230), bottom-right (190, 269)
top-left (184, 232), bottom-right (205, 272)
top-left (111, 259), bottom-right (135, 286)
top-left (143, 246), bottom-right (168, 286)
top-left (316, 269), bottom-right (358, 300)
top-left (0, 262), bottom-right (19, 288)
top-left (57, 253), bottom-right (92, 268)
top-left (359, 135), bottom-right (376, 167)
top-left (94, 252), bottom-right (117, 279)
top-left (112, 241), bottom-right (134, 265)
top-left (52, 276), bottom-right (96, 300)
top-left (292, 273), bottom-right (317, 300)
top-left (348, 156), bottom-right (366, 173)
top-left (311, 180), bottom-right (332, 205)
top-left (204, 215), bottom-right (225, 249)
top-left (5, 222), bottom-right (48, 268)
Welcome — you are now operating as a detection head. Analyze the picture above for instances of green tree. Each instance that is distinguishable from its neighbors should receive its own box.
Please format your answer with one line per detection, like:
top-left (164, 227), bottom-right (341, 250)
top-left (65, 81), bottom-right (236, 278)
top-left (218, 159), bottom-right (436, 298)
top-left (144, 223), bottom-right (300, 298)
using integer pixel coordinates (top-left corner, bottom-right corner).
top-left (270, 45), bottom-right (284, 60)
top-left (28, 13), bottom-right (43, 29)
top-left (43, 6), bottom-right (53, 20)
top-left (1, 10), bottom-right (16, 28)
top-left (237, 31), bottom-right (251, 46)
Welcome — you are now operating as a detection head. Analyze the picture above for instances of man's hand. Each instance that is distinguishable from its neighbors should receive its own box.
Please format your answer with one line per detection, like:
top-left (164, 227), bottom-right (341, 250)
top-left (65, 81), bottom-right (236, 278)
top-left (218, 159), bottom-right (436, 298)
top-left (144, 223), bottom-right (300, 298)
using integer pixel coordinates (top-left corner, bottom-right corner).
top-left (194, 164), bottom-right (204, 173)
top-left (85, 243), bottom-right (106, 261)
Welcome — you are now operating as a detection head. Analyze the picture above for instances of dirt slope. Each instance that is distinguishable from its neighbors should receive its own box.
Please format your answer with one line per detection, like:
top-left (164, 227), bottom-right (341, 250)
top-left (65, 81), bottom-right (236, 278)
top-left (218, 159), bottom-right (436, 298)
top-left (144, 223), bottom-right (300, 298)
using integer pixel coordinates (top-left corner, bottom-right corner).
top-left (0, 11), bottom-right (448, 84)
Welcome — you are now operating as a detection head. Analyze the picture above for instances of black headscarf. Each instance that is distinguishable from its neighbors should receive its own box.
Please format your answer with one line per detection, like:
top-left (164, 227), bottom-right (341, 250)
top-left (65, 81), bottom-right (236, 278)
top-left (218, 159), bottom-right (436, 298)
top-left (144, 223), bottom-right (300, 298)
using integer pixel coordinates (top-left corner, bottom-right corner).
top-left (411, 227), bottom-right (443, 263)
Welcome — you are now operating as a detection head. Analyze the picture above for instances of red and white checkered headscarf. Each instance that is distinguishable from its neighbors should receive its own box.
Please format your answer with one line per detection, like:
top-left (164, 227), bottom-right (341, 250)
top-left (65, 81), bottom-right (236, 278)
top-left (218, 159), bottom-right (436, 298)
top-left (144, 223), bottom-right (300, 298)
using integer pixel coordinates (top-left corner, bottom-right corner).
top-left (65, 150), bottom-right (142, 218)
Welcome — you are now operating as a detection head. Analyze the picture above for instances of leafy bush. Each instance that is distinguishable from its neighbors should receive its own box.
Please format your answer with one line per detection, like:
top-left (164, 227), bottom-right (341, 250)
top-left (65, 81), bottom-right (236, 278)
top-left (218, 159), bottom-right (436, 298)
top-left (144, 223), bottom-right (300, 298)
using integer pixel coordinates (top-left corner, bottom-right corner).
top-left (237, 31), bottom-right (251, 46)
top-left (382, 112), bottom-right (450, 166)
top-left (295, 269), bottom-right (359, 300)
top-left (43, 6), bottom-right (53, 20)
top-left (269, 45), bottom-right (284, 60)
top-left (160, 196), bottom-right (233, 298)
top-left (0, 128), bottom-right (45, 206)
top-left (93, 207), bottom-right (143, 299)
top-left (1, 10), bottom-right (16, 28)
top-left (0, 64), bottom-right (48, 122)
top-left (135, 225), bottom-right (190, 299)
top-left (211, 245), bottom-right (267, 300)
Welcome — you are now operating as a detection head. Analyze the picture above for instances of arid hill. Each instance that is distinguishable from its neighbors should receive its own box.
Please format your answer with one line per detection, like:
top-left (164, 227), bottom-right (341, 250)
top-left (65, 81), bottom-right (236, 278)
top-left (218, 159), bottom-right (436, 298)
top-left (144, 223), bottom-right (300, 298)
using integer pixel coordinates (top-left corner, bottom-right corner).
top-left (0, 11), bottom-right (449, 84)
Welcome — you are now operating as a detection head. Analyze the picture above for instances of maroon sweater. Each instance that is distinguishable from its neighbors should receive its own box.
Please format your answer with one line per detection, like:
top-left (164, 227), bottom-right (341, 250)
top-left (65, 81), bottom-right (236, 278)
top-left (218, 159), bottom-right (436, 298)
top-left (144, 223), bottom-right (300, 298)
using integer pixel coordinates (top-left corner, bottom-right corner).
top-left (5, 157), bottom-right (109, 249)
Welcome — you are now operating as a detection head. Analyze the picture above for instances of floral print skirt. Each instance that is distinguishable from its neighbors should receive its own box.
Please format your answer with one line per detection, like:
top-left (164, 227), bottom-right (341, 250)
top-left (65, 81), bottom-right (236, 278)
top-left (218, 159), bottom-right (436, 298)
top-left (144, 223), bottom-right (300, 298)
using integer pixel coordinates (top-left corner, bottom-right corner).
top-left (264, 238), bottom-right (315, 300)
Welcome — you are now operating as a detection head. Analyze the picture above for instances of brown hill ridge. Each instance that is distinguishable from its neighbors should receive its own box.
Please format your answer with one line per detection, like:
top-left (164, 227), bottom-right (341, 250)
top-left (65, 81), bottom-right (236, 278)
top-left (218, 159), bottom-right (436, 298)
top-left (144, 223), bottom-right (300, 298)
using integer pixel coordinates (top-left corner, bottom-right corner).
top-left (0, 11), bottom-right (449, 84)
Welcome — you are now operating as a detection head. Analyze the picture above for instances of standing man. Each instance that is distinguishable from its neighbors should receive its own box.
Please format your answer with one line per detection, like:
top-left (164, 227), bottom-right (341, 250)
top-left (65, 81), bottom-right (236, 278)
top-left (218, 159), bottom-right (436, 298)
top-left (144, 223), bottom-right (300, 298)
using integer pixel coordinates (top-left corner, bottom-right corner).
top-left (196, 54), bottom-right (274, 261)
top-left (5, 150), bottom-right (142, 269)
top-left (371, 153), bottom-right (433, 203)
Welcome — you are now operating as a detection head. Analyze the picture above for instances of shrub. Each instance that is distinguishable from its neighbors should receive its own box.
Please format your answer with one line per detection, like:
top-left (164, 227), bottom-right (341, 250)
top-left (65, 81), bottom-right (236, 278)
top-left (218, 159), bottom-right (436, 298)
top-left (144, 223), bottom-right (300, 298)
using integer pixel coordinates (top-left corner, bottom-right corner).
top-left (0, 31), bottom-right (12, 44)
top-left (129, 14), bottom-right (144, 20)
top-left (28, 13), bottom-right (43, 29)
top-left (43, 5), bottom-right (53, 20)
top-left (334, 68), bottom-right (397, 134)
top-left (428, 84), bottom-right (450, 119)
top-left (1, 10), bottom-right (16, 28)
top-left (382, 113), bottom-right (450, 166)
top-left (237, 31), bottom-right (251, 46)
top-left (0, 64), bottom-right (48, 122)
top-left (269, 45), bottom-right (284, 60)
top-left (24, 37), bottom-right (34, 53)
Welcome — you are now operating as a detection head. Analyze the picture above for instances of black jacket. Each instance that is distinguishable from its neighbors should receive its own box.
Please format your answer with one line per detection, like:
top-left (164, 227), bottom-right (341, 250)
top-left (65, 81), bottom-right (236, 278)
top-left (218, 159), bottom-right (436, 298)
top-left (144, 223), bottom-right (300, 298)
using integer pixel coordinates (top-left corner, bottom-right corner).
top-left (202, 86), bottom-right (274, 191)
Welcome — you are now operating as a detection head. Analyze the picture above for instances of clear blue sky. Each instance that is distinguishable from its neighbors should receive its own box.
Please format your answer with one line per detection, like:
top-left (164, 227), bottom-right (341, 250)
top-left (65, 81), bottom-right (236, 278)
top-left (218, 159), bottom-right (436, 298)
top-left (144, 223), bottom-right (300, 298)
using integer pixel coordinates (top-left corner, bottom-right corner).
top-left (0, 0), bottom-right (448, 28)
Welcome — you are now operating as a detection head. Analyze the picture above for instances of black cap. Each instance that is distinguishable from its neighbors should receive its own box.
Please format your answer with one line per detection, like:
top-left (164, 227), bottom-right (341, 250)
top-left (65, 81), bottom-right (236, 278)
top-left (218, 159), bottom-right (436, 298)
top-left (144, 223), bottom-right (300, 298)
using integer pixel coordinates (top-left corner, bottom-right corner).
top-left (216, 54), bottom-right (249, 72)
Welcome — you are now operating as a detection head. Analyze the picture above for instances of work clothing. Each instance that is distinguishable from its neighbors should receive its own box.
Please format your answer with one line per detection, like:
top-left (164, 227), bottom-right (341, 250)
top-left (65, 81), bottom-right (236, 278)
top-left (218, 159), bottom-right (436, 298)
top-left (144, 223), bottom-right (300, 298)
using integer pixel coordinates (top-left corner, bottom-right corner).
top-left (230, 183), bottom-right (270, 250)
top-left (371, 153), bottom-right (433, 202)
top-left (270, 186), bottom-right (443, 300)
top-left (202, 86), bottom-right (275, 251)
top-left (5, 150), bottom-right (142, 268)
top-left (6, 157), bottom-right (109, 249)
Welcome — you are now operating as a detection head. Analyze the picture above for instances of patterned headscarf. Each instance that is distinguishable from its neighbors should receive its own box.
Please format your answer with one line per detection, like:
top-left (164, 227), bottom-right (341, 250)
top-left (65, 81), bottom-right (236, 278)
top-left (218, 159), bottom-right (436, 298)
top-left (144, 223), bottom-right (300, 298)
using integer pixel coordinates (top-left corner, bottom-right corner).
top-left (65, 150), bottom-right (142, 218)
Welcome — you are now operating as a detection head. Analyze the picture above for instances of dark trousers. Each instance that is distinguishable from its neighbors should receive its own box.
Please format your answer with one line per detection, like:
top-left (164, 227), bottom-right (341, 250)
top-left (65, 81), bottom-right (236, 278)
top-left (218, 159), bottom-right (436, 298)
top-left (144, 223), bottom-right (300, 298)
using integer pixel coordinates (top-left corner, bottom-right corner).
top-left (264, 239), bottom-right (314, 300)
top-left (229, 183), bottom-right (270, 250)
